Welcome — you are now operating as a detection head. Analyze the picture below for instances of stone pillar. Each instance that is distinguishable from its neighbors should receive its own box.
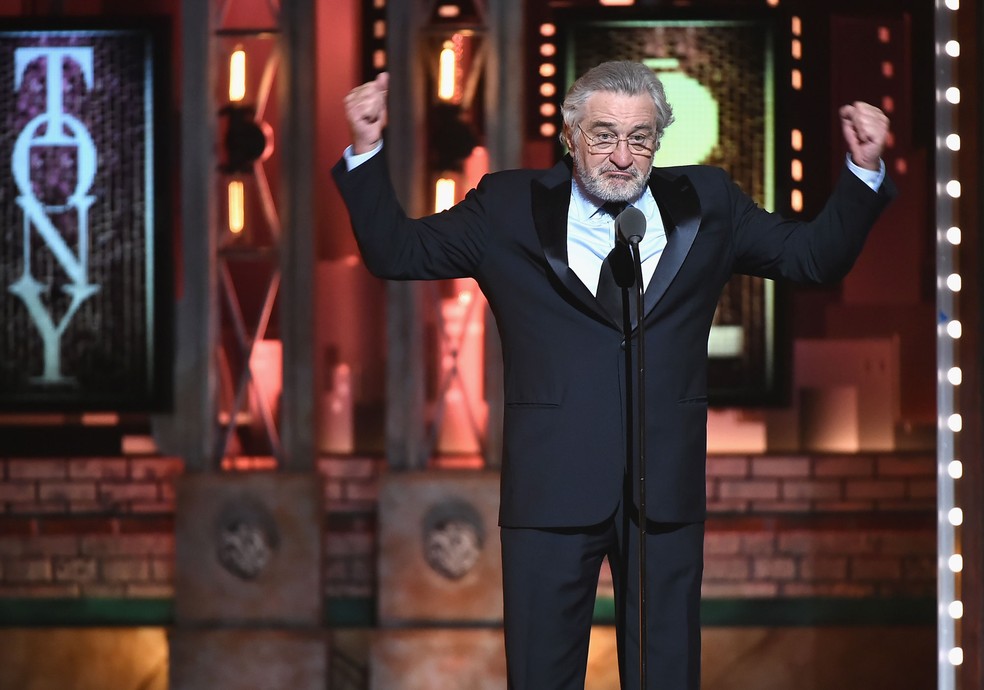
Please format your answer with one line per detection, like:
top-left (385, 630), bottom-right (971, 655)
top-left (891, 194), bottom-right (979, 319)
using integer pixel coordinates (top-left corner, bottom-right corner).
top-left (372, 471), bottom-right (506, 689)
top-left (169, 473), bottom-right (326, 690)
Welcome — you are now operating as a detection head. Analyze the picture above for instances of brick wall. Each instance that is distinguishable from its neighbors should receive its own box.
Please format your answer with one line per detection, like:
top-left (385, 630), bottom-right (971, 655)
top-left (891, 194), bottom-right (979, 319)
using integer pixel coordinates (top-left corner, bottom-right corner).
top-left (0, 453), bottom-right (934, 606)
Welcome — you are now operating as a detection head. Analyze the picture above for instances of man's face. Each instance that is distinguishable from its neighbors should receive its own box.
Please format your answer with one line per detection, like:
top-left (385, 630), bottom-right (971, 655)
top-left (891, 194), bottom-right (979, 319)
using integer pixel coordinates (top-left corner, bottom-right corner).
top-left (567, 91), bottom-right (657, 203)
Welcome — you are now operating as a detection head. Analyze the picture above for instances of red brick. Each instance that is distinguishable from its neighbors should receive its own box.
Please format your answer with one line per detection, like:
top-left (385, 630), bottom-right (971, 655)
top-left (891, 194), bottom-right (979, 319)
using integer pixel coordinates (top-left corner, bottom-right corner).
top-left (704, 533), bottom-right (741, 555)
top-left (851, 556), bottom-right (902, 581)
top-left (777, 531), bottom-right (871, 556)
top-left (53, 556), bottom-right (98, 582)
top-left (150, 557), bottom-right (174, 582)
top-left (38, 482), bottom-right (96, 503)
top-left (38, 517), bottom-right (115, 535)
top-left (876, 455), bottom-right (934, 478)
top-left (814, 456), bottom-right (874, 478)
top-left (82, 583), bottom-right (127, 597)
top-left (740, 533), bottom-right (777, 555)
top-left (845, 480), bottom-right (906, 500)
top-left (752, 557), bottom-right (797, 580)
top-left (907, 479), bottom-right (936, 499)
top-left (126, 583), bottom-right (174, 597)
top-left (318, 457), bottom-right (377, 479)
top-left (703, 555), bottom-right (750, 580)
top-left (130, 457), bottom-right (184, 481)
top-left (81, 534), bottom-right (174, 556)
top-left (102, 557), bottom-right (151, 582)
top-left (799, 556), bottom-right (848, 580)
top-left (719, 480), bottom-right (779, 501)
top-left (0, 583), bottom-right (80, 597)
top-left (902, 556), bottom-right (936, 581)
top-left (781, 480), bottom-right (843, 501)
top-left (813, 500), bottom-right (876, 512)
top-left (4, 557), bottom-right (52, 582)
top-left (69, 458), bottom-right (128, 480)
top-left (8, 502), bottom-right (70, 515)
top-left (98, 482), bottom-right (159, 505)
top-left (0, 483), bottom-right (37, 502)
top-left (751, 457), bottom-right (811, 478)
top-left (706, 499), bottom-right (750, 514)
top-left (21, 535), bottom-right (80, 557)
top-left (131, 501), bottom-right (178, 514)
top-left (873, 532), bottom-right (936, 556)
top-left (749, 500), bottom-right (812, 513)
top-left (781, 582), bottom-right (874, 597)
top-left (344, 482), bottom-right (379, 503)
top-left (701, 581), bottom-right (778, 598)
top-left (706, 457), bottom-right (749, 478)
top-left (8, 460), bottom-right (67, 480)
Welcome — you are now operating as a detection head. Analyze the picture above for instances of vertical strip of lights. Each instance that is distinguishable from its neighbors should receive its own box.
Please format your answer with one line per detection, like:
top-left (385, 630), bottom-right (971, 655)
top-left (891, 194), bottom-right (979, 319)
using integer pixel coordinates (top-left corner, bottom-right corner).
top-left (789, 15), bottom-right (804, 213)
top-left (936, 1), bottom-right (962, 688)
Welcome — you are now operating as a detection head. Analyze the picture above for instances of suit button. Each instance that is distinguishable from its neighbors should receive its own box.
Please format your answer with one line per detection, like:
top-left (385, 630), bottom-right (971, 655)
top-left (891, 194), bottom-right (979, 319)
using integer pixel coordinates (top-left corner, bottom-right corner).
top-left (620, 339), bottom-right (626, 350)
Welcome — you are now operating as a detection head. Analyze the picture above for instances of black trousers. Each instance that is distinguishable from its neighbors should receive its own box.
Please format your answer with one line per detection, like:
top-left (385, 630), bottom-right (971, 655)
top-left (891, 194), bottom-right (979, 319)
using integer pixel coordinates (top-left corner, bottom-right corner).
top-left (500, 502), bottom-right (703, 690)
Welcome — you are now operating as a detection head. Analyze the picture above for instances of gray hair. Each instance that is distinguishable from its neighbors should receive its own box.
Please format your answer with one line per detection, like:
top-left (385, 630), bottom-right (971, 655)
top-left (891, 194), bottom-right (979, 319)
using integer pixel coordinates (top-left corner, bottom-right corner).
top-left (560, 60), bottom-right (675, 148)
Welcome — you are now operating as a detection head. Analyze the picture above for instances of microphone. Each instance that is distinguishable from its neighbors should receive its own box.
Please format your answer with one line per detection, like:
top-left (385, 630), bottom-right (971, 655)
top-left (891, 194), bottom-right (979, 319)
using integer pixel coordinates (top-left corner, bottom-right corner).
top-left (615, 206), bottom-right (647, 245)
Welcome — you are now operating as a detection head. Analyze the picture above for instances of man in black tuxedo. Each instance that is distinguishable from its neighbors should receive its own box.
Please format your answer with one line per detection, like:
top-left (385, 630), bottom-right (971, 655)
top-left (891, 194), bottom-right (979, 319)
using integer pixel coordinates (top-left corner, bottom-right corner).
top-left (334, 61), bottom-right (893, 689)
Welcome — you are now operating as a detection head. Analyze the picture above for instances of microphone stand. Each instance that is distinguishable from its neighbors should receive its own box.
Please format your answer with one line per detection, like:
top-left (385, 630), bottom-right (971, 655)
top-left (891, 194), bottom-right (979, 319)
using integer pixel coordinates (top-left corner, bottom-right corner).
top-left (626, 236), bottom-right (647, 690)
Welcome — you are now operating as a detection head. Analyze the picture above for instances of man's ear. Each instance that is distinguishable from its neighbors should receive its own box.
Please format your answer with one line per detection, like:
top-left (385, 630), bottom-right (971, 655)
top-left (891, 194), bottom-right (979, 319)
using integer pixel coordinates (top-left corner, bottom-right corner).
top-left (561, 125), bottom-right (573, 152)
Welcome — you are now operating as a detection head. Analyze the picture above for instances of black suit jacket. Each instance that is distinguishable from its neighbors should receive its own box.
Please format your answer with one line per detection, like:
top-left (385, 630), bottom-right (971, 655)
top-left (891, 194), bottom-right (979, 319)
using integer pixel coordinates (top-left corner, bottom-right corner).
top-left (332, 153), bottom-right (895, 528)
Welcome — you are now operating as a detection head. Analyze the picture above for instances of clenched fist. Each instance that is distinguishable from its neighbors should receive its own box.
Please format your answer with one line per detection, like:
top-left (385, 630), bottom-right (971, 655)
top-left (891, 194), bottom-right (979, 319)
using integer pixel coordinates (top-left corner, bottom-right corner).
top-left (344, 72), bottom-right (389, 154)
top-left (839, 101), bottom-right (889, 171)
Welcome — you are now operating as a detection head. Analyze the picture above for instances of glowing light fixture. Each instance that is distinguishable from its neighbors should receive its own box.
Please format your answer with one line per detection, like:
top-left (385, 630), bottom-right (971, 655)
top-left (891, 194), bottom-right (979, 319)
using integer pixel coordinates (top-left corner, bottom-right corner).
top-left (229, 47), bottom-right (246, 102)
top-left (228, 180), bottom-right (245, 234)
top-left (435, 177), bottom-right (455, 212)
top-left (438, 40), bottom-right (456, 101)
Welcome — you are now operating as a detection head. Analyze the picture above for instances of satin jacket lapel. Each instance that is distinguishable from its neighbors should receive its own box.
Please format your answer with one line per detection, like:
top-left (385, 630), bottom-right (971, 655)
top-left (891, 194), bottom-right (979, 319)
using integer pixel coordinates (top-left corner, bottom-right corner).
top-left (642, 170), bottom-right (702, 320)
top-left (531, 158), bottom-right (616, 326)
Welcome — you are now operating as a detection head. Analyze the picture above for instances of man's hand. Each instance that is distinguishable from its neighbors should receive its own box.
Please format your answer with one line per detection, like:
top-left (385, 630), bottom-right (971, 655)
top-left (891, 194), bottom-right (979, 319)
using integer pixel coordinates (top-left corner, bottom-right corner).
top-left (839, 101), bottom-right (889, 171)
top-left (344, 72), bottom-right (388, 154)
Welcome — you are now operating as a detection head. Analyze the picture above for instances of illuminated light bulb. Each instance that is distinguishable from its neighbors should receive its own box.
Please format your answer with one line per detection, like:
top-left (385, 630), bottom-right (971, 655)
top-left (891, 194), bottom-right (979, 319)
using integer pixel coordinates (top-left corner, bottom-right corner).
top-left (948, 460), bottom-right (963, 478)
top-left (945, 87), bottom-right (960, 104)
top-left (437, 3), bottom-right (460, 18)
top-left (540, 23), bottom-right (556, 37)
top-left (949, 554), bottom-right (963, 572)
top-left (435, 177), bottom-right (455, 212)
top-left (949, 647), bottom-right (964, 666)
top-left (791, 129), bottom-right (803, 151)
top-left (947, 367), bottom-right (962, 386)
top-left (949, 601), bottom-right (964, 619)
top-left (540, 103), bottom-right (556, 117)
top-left (946, 134), bottom-right (960, 150)
top-left (766, 0), bottom-right (779, 6)
top-left (540, 122), bottom-right (557, 138)
top-left (791, 189), bottom-right (803, 212)
top-left (791, 39), bottom-right (802, 60)
top-left (946, 320), bottom-right (962, 339)
top-left (946, 180), bottom-right (961, 198)
top-left (540, 43), bottom-right (556, 57)
top-left (540, 83), bottom-right (556, 97)
top-left (540, 63), bottom-right (557, 78)
top-left (228, 180), bottom-right (245, 234)
top-left (791, 69), bottom-right (802, 90)
top-left (791, 159), bottom-right (803, 181)
top-left (946, 273), bottom-right (961, 292)
top-left (945, 40), bottom-right (960, 57)
top-left (229, 48), bottom-right (246, 102)
top-left (791, 16), bottom-right (801, 36)
top-left (945, 0), bottom-right (959, 10)
top-left (438, 41), bottom-right (456, 101)
top-left (946, 227), bottom-right (961, 244)
top-left (948, 507), bottom-right (963, 525)
top-left (947, 414), bottom-right (962, 432)
top-left (878, 26), bottom-right (891, 43)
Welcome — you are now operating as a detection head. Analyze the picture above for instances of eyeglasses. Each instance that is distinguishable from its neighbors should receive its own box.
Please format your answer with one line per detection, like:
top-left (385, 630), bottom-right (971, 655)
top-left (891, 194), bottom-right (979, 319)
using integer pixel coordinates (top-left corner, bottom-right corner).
top-left (577, 125), bottom-right (656, 156)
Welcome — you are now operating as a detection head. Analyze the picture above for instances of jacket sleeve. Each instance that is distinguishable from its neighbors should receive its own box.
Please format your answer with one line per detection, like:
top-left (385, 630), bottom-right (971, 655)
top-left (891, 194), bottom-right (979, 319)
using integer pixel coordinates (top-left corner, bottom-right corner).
top-left (331, 150), bottom-right (489, 281)
top-left (729, 165), bottom-right (897, 283)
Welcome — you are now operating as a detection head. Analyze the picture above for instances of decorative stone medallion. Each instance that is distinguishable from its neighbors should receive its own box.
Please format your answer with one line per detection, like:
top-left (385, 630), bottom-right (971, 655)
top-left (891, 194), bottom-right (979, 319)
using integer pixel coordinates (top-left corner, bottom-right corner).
top-left (421, 500), bottom-right (485, 581)
top-left (215, 496), bottom-right (280, 580)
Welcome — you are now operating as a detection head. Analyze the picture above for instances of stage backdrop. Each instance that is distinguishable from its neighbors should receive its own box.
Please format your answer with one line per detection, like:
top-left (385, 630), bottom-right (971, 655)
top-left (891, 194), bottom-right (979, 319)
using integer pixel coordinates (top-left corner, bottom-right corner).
top-left (562, 14), bottom-right (783, 404)
top-left (0, 20), bottom-right (171, 411)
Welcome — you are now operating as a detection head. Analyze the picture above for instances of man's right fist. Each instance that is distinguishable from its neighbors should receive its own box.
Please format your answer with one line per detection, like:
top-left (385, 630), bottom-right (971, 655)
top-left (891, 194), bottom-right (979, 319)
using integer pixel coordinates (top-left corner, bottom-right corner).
top-left (344, 72), bottom-right (389, 154)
